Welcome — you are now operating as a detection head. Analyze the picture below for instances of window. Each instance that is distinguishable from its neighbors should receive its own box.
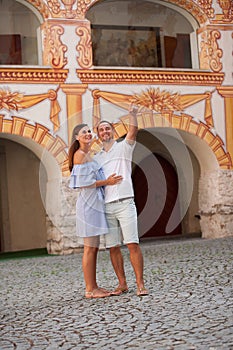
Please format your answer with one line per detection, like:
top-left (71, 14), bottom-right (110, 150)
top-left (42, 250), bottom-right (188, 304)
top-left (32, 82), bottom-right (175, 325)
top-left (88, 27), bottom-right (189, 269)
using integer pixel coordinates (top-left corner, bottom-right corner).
top-left (92, 25), bottom-right (162, 67)
top-left (87, 0), bottom-right (196, 69)
top-left (0, 0), bottom-right (40, 65)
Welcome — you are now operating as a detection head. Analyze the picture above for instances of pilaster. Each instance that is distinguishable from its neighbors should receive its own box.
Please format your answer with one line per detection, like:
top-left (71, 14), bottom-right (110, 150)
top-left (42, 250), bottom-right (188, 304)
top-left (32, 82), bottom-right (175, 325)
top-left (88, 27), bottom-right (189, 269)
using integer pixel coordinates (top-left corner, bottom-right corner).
top-left (60, 84), bottom-right (88, 144)
top-left (218, 87), bottom-right (233, 167)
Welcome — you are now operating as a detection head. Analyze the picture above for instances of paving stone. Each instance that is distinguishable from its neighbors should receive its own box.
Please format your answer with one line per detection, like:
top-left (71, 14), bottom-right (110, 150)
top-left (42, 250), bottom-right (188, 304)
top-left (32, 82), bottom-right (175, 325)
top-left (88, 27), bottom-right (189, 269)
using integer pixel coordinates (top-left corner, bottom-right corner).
top-left (0, 237), bottom-right (232, 349)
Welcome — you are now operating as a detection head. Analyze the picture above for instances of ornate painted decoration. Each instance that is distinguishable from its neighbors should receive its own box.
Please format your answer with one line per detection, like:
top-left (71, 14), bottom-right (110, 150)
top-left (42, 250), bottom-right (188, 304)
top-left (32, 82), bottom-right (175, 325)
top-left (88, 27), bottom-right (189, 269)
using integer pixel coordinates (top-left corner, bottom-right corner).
top-left (199, 30), bottom-right (223, 72)
top-left (131, 88), bottom-right (183, 113)
top-left (42, 23), bottom-right (68, 69)
top-left (197, 0), bottom-right (215, 19)
top-left (0, 88), bottom-right (61, 132)
top-left (209, 30), bottom-right (223, 72)
top-left (91, 112), bottom-right (232, 170)
top-left (77, 69), bottom-right (224, 86)
top-left (27, 0), bottom-right (51, 19)
top-left (25, 0), bottom-right (208, 24)
top-left (76, 25), bottom-right (93, 68)
top-left (217, 0), bottom-right (233, 22)
top-left (21, 0), bottom-right (233, 24)
top-left (0, 68), bottom-right (68, 83)
top-left (28, 0), bottom-right (92, 19)
top-left (0, 112), bottom-right (231, 176)
top-left (130, 88), bottom-right (213, 129)
top-left (0, 115), bottom-right (69, 176)
top-left (91, 88), bottom-right (215, 131)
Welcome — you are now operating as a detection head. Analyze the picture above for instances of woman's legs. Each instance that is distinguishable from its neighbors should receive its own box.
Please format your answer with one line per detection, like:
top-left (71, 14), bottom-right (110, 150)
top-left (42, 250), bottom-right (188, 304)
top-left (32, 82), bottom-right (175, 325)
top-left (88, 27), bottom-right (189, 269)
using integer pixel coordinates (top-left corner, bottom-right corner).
top-left (83, 237), bottom-right (98, 291)
top-left (83, 236), bottom-right (110, 298)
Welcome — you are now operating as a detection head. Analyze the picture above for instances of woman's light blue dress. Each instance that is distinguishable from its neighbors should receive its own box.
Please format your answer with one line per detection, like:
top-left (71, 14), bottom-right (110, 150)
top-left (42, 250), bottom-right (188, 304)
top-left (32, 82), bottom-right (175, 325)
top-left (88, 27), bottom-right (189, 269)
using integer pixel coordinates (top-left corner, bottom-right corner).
top-left (69, 160), bottom-right (109, 237)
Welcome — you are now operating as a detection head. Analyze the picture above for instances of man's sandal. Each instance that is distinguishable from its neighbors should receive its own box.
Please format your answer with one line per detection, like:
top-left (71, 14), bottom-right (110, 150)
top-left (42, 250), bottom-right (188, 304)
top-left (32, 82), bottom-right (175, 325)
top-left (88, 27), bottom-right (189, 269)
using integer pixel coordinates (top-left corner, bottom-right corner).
top-left (110, 286), bottom-right (129, 296)
top-left (85, 288), bottom-right (111, 299)
top-left (136, 287), bottom-right (149, 296)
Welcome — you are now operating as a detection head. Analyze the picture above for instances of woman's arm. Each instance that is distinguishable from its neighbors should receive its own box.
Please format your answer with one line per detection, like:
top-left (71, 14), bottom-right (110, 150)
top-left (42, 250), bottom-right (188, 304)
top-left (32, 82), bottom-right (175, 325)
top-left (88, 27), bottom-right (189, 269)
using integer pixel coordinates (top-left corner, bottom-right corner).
top-left (82, 174), bottom-right (122, 189)
top-left (96, 173), bottom-right (123, 188)
top-left (73, 150), bottom-right (122, 188)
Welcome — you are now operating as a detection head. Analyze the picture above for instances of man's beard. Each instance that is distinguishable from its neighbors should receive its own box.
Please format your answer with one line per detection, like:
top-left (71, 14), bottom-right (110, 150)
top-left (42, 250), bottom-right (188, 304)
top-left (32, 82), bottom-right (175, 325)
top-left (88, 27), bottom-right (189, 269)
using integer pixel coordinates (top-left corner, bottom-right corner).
top-left (101, 135), bottom-right (113, 142)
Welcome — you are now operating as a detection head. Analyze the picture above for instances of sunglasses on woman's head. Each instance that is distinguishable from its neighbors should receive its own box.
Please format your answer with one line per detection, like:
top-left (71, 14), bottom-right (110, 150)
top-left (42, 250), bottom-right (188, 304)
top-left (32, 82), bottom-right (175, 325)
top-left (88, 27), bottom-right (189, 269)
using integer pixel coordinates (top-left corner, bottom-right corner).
top-left (80, 129), bottom-right (92, 135)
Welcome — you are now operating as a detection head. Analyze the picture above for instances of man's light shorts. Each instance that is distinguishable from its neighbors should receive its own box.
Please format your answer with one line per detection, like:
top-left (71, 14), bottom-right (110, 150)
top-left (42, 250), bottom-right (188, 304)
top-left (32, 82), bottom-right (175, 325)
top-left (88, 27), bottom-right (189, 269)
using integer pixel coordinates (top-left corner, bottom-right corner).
top-left (105, 198), bottom-right (139, 248)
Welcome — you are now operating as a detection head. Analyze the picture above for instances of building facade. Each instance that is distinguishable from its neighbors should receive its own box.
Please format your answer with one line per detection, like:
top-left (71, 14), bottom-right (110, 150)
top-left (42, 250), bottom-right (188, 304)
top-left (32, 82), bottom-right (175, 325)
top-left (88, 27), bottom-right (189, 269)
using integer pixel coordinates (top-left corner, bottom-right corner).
top-left (0, 0), bottom-right (232, 254)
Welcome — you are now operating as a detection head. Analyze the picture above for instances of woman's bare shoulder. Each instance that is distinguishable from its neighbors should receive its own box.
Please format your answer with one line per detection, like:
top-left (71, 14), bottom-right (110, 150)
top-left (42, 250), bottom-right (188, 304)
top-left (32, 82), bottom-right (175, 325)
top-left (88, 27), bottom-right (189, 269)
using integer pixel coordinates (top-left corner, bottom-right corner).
top-left (73, 149), bottom-right (87, 165)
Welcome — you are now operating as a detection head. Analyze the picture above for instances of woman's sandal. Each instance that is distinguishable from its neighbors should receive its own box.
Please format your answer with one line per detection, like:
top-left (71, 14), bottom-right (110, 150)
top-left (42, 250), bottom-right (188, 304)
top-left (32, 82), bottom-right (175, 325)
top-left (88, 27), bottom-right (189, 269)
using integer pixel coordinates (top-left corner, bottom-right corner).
top-left (110, 286), bottom-right (129, 296)
top-left (85, 287), bottom-right (111, 299)
top-left (136, 287), bottom-right (149, 297)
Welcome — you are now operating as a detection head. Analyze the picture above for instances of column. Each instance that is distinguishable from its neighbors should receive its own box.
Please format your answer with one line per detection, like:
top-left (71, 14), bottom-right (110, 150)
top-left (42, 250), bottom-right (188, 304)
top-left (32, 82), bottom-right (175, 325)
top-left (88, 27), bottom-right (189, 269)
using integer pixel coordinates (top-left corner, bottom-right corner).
top-left (61, 84), bottom-right (88, 144)
top-left (218, 87), bottom-right (233, 168)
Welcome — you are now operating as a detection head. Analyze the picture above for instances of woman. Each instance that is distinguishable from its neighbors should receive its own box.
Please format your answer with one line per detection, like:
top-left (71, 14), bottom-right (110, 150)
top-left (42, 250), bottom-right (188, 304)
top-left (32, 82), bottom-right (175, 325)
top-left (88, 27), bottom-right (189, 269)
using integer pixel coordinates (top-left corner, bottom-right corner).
top-left (68, 123), bottom-right (122, 299)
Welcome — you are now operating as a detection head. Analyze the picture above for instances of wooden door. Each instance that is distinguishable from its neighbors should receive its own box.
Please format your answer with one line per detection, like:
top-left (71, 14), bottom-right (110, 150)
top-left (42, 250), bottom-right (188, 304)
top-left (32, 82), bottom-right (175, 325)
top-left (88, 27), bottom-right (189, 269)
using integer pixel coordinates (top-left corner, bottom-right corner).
top-left (133, 154), bottom-right (182, 238)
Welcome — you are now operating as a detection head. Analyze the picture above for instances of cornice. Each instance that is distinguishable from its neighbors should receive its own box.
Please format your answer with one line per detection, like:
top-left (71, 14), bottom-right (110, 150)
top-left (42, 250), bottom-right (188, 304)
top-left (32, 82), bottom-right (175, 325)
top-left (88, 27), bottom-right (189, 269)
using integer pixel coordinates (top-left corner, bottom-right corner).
top-left (217, 86), bottom-right (233, 97)
top-left (0, 68), bottom-right (68, 84)
top-left (76, 69), bottom-right (224, 86)
top-left (198, 24), bottom-right (233, 33)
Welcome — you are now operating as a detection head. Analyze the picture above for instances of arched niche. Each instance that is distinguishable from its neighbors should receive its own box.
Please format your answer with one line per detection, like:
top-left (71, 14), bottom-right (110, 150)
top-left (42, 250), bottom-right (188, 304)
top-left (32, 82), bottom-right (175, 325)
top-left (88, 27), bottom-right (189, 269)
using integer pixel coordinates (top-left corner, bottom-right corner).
top-left (86, 0), bottom-right (201, 69)
top-left (0, 0), bottom-right (42, 65)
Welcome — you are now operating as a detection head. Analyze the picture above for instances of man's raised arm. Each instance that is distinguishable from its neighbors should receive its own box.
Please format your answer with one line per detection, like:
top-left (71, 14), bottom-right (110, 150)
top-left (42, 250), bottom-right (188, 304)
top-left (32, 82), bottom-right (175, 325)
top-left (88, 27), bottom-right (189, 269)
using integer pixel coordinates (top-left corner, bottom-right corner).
top-left (126, 105), bottom-right (139, 143)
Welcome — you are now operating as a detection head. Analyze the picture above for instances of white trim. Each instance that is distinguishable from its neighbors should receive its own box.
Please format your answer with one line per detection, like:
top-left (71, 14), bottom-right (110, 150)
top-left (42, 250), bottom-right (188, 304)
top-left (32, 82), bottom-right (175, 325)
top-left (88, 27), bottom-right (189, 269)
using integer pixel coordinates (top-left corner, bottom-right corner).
top-left (16, 0), bottom-right (44, 24)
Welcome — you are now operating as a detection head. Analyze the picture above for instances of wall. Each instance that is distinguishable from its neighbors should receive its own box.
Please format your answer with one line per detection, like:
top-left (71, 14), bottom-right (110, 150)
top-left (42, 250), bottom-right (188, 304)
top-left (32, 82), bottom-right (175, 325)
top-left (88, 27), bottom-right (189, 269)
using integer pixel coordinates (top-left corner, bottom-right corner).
top-left (0, 0), bottom-right (233, 254)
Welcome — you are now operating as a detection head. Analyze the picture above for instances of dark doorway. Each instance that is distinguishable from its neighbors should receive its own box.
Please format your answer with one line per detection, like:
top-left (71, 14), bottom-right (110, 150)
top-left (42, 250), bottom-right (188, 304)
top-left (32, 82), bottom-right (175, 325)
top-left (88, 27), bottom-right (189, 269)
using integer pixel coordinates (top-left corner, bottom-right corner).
top-left (133, 153), bottom-right (182, 238)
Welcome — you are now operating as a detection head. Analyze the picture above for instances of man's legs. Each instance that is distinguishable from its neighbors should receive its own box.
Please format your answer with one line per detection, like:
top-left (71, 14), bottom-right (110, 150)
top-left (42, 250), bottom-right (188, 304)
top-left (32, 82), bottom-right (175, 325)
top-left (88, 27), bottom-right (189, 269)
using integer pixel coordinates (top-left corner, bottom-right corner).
top-left (109, 246), bottom-right (128, 292)
top-left (105, 199), bottom-right (148, 295)
top-left (105, 203), bottom-right (128, 293)
top-left (117, 199), bottom-right (148, 295)
top-left (127, 243), bottom-right (147, 293)
top-left (109, 242), bottom-right (148, 295)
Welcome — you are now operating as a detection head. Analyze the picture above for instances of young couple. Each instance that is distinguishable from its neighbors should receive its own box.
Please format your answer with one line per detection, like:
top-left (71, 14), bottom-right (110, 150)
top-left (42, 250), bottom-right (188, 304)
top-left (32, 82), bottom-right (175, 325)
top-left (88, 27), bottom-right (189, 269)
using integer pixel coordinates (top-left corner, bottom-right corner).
top-left (69, 106), bottom-right (148, 299)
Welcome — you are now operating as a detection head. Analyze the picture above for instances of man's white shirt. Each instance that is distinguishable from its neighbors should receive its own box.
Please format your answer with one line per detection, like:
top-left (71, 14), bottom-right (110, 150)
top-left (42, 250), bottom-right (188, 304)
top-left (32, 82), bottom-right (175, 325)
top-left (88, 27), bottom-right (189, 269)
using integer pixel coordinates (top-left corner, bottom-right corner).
top-left (94, 139), bottom-right (135, 203)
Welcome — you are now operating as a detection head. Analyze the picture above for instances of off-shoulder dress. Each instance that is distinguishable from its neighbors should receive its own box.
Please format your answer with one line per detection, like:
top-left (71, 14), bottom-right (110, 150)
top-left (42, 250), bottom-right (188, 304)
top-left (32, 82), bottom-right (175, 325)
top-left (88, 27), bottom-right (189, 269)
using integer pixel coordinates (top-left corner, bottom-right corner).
top-left (69, 160), bottom-right (109, 237)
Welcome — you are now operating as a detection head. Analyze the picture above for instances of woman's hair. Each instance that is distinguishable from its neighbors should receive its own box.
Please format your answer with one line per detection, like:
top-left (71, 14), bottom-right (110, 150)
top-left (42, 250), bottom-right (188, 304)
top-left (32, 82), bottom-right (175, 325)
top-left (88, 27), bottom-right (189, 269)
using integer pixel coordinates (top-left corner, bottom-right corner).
top-left (68, 123), bottom-right (88, 172)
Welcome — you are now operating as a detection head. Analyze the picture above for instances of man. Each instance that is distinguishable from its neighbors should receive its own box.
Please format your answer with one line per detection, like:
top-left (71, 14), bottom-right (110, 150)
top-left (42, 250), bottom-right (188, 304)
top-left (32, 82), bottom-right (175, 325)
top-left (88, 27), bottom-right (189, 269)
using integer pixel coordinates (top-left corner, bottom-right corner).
top-left (94, 106), bottom-right (148, 296)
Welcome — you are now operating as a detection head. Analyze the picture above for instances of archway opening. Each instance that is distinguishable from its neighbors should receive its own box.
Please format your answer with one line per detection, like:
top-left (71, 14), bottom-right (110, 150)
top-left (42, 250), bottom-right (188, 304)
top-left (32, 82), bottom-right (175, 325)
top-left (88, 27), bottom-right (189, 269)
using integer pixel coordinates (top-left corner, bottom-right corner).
top-left (132, 128), bottom-right (202, 240)
top-left (133, 153), bottom-right (182, 238)
top-left (0, 138), bottom-right (47, 253)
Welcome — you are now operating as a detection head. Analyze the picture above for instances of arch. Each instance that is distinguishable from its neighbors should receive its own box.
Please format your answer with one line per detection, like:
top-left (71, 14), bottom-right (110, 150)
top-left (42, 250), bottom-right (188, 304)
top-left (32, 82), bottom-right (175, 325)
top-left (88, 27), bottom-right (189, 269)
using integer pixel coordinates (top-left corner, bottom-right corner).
top-left (113, 112), bottom-right (232, 170)
top-left (86, 0), bottom-right (202, 69)
top-left (0, 115), bottom-right (69, 176)
top-left (0, 138), bottom-right (47, 252)
top-left (0, 116), bottom-right (69, 253)
top-left (86, 0), bottom-right (208, 26)
top-left (16, 0), bottom-right (44, 23)
top-left (0, 0), bottom-right (42, 65)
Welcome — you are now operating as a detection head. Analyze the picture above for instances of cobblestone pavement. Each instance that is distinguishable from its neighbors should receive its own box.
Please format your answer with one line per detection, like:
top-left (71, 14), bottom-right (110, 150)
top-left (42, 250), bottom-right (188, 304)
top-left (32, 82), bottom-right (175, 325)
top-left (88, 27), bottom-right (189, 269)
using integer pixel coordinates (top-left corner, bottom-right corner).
top-left (0, 237), bottom-right (232, 350)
